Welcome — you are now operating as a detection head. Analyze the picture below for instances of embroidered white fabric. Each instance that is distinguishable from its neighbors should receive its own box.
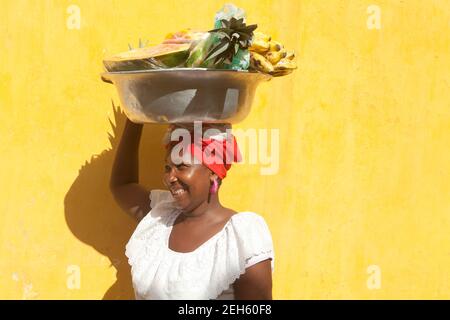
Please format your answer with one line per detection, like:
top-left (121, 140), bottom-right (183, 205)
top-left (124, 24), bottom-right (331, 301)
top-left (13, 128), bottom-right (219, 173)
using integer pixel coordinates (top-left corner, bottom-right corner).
top-left (125, 189), bottom-right (275, 300)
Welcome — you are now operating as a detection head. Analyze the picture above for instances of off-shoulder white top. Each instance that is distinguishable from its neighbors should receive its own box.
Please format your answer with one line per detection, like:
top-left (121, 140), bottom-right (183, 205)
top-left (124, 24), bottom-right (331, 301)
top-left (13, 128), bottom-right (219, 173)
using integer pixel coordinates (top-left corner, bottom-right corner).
top-left (125, 189), bottom-right (275, 300)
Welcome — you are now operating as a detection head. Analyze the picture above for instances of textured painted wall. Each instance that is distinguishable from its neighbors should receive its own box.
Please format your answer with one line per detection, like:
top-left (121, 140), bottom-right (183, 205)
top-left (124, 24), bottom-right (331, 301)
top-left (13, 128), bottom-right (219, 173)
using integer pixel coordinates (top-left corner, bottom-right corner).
top-left (1, 0), bottom-right (449, 299)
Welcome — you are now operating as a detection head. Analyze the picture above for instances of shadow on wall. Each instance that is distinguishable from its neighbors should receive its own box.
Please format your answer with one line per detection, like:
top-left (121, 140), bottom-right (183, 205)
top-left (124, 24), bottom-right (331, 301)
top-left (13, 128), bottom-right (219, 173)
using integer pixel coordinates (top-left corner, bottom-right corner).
top-left (64, 101), bottom-right (168, 299)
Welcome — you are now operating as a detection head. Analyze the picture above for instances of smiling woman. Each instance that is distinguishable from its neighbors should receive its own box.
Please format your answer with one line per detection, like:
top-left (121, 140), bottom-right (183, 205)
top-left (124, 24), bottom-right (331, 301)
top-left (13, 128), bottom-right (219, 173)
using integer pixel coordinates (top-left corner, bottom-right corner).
top-left (110, 119), bottom-right (274, 300)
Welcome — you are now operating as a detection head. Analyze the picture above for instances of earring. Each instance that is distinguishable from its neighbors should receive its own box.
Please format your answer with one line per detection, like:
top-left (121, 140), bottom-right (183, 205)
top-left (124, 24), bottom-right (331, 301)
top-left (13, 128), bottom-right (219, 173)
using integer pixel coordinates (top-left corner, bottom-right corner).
top-left (211, 179), bottom-right (219, 194)
top-left (207, 179), bottom-right (219, 203)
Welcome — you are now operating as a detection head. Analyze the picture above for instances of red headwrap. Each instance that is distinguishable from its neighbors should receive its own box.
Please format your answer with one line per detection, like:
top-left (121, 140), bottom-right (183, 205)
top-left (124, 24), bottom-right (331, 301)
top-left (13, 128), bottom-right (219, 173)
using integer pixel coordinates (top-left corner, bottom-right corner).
top-left (166, 131), bottom-right (242, 179)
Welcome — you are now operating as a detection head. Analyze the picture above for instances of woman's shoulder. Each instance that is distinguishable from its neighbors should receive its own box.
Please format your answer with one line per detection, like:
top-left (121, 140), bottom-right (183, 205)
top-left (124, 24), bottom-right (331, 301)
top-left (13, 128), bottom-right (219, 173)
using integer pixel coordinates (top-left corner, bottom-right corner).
top-left (149, 189), bottom-right (174, 208)
top-left (229, 211), bottom-right (271, 229)
top-left (218, 211), bottom-right (275, 273)
top-left (129, 189), bottom-right (177, 232)
top-left (225, 211), bottom-right (273, 247)
top-left (145, 189), bottom-right (178, 218)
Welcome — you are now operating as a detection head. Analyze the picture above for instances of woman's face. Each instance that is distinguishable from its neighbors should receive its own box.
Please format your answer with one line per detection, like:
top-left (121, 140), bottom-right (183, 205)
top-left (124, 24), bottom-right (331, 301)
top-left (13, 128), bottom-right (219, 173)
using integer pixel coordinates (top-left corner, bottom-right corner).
top-left (163, 149), bottom-right (213, 211)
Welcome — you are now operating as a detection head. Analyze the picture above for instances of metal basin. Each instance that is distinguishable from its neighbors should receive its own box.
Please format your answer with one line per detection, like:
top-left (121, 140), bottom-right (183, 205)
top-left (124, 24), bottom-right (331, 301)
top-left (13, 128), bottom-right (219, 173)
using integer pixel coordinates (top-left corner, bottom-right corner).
top-left (101, 68), bottom-right (271, 124)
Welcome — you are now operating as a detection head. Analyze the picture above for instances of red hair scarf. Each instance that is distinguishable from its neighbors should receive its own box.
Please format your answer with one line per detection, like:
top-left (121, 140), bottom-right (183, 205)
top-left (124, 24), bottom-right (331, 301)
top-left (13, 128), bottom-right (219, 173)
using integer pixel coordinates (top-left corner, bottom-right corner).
top-left (166, 130), bottom-right (242, 179)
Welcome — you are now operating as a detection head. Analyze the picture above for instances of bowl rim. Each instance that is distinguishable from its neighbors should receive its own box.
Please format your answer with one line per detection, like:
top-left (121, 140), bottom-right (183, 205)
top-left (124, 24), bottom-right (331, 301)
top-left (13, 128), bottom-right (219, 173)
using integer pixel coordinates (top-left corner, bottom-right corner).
top-left (101, 68), bottom-right (272, 83)
top-left (102, 67), bottom-right (269, 75)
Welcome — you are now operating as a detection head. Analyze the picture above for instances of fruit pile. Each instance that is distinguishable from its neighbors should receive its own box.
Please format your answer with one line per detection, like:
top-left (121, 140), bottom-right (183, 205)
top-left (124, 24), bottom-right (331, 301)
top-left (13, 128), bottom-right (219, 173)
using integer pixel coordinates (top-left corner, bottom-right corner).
top-left (249, 32), bottom-right (297, 77)
top-left (103, 4), bottom-right (296, 78)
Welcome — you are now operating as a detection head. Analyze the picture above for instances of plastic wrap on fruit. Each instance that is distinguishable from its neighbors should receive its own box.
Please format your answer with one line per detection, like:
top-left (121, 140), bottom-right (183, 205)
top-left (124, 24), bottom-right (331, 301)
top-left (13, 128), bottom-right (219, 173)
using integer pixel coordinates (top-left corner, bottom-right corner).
top-left (185, 34), bottom-right (218, 68)
top-left (214, 3), bottom-right (250, 70)
top-left (214, 3), bottom-right (246, 28)
top-left (186, 4), bottom-right (256, 70)
top-left (224, 49), bottom-right (250, 71)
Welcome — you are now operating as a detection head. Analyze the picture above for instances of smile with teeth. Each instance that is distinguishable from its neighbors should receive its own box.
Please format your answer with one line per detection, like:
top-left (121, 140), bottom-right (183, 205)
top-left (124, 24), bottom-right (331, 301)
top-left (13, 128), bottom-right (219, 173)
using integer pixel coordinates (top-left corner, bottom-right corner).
top-left (171, 188), bottom-right (187, 196)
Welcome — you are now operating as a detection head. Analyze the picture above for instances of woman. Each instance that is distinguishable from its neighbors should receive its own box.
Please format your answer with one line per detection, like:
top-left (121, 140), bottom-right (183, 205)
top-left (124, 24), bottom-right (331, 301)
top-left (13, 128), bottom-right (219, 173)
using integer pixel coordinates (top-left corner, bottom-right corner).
top-left (110, 119), bottom-right (274, 300)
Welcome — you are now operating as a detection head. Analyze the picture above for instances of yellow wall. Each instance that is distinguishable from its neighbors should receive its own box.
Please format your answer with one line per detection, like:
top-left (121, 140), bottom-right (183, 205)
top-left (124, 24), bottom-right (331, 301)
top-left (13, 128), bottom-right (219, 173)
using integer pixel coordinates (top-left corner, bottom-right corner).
top-left (1, 0), bottom-right (449, 299)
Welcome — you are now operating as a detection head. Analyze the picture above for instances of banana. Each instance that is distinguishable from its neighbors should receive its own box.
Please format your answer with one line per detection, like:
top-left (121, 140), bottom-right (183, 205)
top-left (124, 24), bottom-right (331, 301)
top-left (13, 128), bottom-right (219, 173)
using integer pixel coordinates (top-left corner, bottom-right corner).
top-left (270, 69), bottom-right (294, 77)
top-left (253, 31), bottom-right (272, 42)
top-left (269, 58), bottom-right (297, 77)
top-left (269, 41), bottom-right (283, 52)
top-left (285, 50), bottom-right (295, 60)
top-left (249, 39), bottom-right (270, 54)
top-left (272, 70), bottom-right (294, 76)
top-left (274, 58), bottom-right (297, 70)
top-left (265, 50), bottom-right (287, 65)
top-left (250, 52), bottom-right (274, 73)
top-left (250, 34), bottom-right (297, 77)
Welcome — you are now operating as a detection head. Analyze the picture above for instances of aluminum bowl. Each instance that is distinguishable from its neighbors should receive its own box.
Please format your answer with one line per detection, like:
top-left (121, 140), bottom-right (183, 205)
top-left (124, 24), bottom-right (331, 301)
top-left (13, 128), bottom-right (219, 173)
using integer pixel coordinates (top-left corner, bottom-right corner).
top-left (101, 68), bottom-right (271, 124)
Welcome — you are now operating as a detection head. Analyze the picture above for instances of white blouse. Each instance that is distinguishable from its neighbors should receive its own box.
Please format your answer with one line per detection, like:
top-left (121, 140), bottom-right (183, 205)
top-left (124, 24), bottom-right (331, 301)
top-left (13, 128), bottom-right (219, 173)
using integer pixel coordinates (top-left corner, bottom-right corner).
top-left (125, 189), bottom-right (275, 300)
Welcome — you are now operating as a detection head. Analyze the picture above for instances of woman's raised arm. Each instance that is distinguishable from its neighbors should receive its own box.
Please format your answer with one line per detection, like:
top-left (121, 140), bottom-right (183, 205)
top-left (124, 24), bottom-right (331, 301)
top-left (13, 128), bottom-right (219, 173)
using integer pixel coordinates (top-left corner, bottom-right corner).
top-left (110, 118), bottom-right (151, 222)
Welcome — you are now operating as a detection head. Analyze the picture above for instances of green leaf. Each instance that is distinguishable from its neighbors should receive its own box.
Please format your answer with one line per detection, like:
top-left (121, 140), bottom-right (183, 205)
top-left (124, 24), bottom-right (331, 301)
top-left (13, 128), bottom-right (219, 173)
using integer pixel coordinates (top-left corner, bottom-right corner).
top-left (204, 41), bottom-right (230, 62)
top-left (203, 18), bottom-right (258, 68)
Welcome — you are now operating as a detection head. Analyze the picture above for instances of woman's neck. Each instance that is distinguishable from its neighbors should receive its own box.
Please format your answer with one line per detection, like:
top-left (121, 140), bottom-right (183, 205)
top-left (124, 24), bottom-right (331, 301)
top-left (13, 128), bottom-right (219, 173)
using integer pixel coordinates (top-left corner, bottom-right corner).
top-left (181, 193), bottom-right (222, 221)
